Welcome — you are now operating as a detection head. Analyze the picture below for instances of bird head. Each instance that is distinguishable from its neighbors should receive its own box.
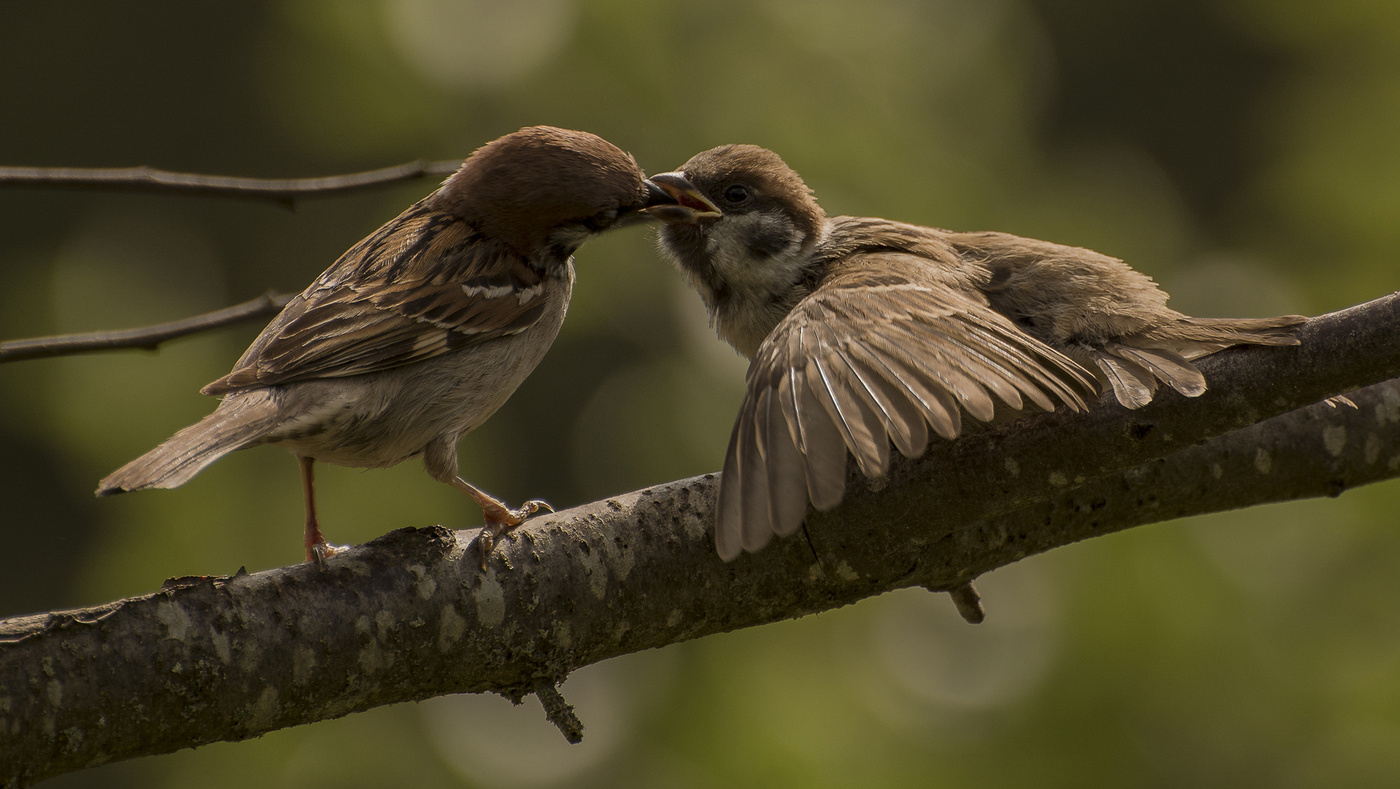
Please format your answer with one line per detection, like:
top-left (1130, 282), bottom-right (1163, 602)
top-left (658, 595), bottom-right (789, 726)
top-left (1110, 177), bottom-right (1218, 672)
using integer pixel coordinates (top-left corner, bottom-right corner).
top-left (436, 125), bottom-right (680, 260)
top-left (646, 145), bottom-right (828, 350)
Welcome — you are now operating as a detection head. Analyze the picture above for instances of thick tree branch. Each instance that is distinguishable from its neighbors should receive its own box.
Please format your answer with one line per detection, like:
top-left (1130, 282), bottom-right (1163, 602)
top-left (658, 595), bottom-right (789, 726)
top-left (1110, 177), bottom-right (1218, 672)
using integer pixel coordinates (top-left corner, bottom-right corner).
top-left (2, 293), bottom-right (1397, 786)
top-left (0, 292), bottom-right (293, 363)
top-left (0, 160), bottom-right (461, 204)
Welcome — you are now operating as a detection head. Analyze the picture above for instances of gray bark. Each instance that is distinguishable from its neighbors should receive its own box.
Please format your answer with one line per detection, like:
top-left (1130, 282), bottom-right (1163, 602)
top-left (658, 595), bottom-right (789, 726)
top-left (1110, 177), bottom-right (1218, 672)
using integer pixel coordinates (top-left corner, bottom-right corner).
top-left (2, 292), bottom-right (1398, 787)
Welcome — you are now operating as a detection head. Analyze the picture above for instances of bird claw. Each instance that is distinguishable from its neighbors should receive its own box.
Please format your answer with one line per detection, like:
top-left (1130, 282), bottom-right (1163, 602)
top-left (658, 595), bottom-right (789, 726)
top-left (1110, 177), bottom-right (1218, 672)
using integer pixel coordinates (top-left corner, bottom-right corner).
top-left (474, 498), bottom-right (551, 569)
top-left (474, 528), bottom-right (497, 570)
top-left (307, 540), bottom-right (346, 569)
top-left (511, 498), bottom-right (554, 520)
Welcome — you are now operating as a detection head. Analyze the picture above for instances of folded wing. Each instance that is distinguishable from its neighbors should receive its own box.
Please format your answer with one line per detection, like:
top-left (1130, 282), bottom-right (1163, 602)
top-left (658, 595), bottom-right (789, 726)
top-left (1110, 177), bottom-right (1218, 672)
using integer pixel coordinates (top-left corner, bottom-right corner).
top-left (204, 206), bottom-right (554, 395)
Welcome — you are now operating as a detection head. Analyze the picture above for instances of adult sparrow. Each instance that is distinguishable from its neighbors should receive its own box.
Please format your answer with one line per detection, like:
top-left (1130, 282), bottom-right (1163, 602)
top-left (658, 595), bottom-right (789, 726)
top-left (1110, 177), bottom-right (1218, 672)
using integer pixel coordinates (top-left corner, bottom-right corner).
top-left (98, 126), bottom-right (680, 566)
top-left (647, 144), bottom-right (1306, 560)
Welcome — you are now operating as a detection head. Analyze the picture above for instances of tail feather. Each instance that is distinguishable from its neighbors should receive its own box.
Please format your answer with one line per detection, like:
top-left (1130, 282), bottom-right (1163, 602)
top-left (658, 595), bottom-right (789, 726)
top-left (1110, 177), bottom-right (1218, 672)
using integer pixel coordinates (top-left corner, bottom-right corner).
top-left (1146, 315), bottom-right (1307, 357)
top-left (1095, 314), bottom-right (1307, 409)
top-left (97, 393), bottom-right (280, 495)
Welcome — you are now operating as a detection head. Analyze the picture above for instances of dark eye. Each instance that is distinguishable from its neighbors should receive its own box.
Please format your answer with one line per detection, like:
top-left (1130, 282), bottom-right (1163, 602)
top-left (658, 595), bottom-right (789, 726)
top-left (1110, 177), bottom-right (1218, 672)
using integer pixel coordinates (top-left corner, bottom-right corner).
top-left (722, 183), bottom-right (752, 205)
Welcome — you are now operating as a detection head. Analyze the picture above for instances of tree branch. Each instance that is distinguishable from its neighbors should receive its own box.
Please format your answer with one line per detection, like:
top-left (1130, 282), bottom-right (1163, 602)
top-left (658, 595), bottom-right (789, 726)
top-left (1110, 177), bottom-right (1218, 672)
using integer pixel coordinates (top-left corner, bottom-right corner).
top-left (0, 291), bottom-right (293, 363)
top-left (2, 293), bottom-right (1397, 786)
top-left (0, 160), bottom-right (461, 204)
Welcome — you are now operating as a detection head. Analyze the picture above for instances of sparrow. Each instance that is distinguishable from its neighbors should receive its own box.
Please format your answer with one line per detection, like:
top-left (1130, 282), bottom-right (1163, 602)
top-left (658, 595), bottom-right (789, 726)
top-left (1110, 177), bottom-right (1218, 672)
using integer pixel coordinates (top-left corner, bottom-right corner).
top-left (646, 144), bottom-right (1307, 561)
top-left (98, 126), bottom-right (681, 567)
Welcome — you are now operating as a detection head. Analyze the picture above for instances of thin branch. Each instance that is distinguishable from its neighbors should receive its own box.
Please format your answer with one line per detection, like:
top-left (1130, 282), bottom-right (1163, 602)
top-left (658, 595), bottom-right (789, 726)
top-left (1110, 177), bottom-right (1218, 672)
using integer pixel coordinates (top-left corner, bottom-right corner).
top-left (0, 291), bottom-right (293, 363)
top-left (0, 160), bottom-right (462, 204)
top-left (2, 292), bottom-right (1398, 785)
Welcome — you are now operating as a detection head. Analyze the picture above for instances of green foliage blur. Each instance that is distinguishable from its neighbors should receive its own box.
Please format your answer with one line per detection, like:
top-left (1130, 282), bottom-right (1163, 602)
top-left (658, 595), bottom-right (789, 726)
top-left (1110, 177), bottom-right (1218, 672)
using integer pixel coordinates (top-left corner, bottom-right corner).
top-left (3, 1), bottom-right (1399, 786)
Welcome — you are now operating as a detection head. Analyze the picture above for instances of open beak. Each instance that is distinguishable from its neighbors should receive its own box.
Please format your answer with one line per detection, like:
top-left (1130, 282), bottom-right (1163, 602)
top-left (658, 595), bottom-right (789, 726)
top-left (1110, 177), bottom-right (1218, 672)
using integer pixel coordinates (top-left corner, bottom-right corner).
top-left (642, 172), bottom-right (722, 225)
top-left (615, 177), bottom-right (693, 227)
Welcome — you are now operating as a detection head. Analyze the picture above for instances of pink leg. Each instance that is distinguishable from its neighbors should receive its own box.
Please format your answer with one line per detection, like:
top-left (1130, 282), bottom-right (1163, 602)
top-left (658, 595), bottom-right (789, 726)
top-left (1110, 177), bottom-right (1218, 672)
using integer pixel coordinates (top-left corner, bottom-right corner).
top-left (300, 456), bottom-right (343, 567)
top-left (449, 476), bottom-right (551, 568)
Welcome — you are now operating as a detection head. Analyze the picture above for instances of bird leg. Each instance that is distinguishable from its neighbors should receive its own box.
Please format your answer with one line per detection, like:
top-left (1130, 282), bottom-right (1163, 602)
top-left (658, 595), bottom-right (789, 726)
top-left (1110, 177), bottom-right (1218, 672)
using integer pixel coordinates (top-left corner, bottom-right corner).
top-left (449, 475), bottom-right (552, 568)
top-left (299, 456), bottom-right (344, 567)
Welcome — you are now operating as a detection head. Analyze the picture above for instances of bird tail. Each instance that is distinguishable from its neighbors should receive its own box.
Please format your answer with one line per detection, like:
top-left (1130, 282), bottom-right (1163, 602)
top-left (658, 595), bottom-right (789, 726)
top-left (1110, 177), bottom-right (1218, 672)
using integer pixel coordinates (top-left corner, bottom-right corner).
top-left (96, 392), bottom-right (280, 495)
top-left (1092, 314), bottom-right (1307, 409)
top-left (1164, 314), bottom-right (1309, 357)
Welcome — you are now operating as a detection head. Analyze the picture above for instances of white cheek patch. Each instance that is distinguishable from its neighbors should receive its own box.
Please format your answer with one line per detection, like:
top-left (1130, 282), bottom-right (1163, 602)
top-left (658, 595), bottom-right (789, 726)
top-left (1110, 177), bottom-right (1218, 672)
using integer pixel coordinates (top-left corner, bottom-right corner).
top-left (705, 213), bottom-right (808, 292)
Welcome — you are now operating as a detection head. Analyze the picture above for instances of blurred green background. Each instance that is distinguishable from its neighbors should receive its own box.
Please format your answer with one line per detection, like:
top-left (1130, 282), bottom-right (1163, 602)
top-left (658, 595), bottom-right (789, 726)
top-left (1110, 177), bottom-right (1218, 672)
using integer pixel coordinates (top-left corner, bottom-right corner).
top-left (3, 1), bottom-right (1399, 786)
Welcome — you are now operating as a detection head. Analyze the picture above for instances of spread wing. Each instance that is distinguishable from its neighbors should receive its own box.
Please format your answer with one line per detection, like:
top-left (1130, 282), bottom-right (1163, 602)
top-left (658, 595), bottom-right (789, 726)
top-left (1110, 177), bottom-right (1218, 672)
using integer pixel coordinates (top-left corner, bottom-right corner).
top-left (715, 252), bottom-right (1099, 561)
top-left (204, 201), bottom-right (557, 395)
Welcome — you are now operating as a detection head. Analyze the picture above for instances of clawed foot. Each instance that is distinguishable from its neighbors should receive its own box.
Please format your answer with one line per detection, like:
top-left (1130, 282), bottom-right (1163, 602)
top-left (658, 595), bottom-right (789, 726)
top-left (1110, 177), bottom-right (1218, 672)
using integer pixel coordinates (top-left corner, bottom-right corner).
top-left (474, 498), bottom-right (553, 569)
top-left (507, 498), bottom-right (554, 522)
top-left (307, 540), bottom-right (347, 569)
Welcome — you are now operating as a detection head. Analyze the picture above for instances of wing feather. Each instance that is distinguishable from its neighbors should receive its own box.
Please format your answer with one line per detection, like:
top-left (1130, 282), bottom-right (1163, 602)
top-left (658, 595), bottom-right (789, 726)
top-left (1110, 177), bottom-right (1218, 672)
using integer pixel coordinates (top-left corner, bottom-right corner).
top-left (738, 390), bottom-right (775, 554)
top-left (715, 413), bottom-right (747, 562)
top-left (792, 360), bottom-right (848, 512)
top-left (1103, 343), bottom-right (1207, 397)
top-left (204, 205), bottom-right (557, 394)
top-left (1092, 352), bottom-right (1158, 408)
top-left (832, 342), bottom-right (927, 458)
top-left (763, 385), bottom-right (811, 538)
top-left (712, 251), bottom-right (1099, 559)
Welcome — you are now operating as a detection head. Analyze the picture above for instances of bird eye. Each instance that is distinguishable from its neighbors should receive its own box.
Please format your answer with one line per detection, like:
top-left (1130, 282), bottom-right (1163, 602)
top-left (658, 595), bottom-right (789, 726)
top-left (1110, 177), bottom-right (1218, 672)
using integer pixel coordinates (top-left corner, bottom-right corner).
top-left (722, 184), bottom-right (752, 205)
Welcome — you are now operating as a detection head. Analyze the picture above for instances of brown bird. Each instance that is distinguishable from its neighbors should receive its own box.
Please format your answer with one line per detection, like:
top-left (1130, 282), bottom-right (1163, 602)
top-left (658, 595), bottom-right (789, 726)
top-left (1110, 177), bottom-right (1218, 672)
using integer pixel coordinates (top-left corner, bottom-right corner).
top-left (647, 144), bottom-right (1306, 561)
top-left (98, 126), bottom-right (680, 566)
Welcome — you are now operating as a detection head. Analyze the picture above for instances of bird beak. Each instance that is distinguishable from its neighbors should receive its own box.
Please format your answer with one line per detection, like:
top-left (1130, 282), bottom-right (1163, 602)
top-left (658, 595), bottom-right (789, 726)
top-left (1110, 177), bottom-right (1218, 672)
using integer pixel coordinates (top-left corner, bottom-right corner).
top-left (612, 177), bottom-right (692, 228)
top-left (642, 172), bottom-right (722, 225)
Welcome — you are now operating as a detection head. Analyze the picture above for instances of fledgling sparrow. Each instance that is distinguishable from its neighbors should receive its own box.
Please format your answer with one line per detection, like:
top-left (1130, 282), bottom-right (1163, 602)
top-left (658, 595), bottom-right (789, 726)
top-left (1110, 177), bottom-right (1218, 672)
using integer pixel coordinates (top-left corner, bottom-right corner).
top-left (647, 144), bottom-right (1306, 561)
top-left (98, 126), bottom-right (680, 566)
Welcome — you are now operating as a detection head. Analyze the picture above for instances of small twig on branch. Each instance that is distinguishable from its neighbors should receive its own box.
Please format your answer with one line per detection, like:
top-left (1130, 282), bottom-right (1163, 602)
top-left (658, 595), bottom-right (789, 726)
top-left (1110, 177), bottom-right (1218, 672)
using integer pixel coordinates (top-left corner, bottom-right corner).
top-left (533, 681), bottom-right (585, 744)
top-left (940, 581), bottom-right (986, 624)
top-left (0, 160), bottom-right (462, 204)
top-left (0, 291), bottom-right (293, 363)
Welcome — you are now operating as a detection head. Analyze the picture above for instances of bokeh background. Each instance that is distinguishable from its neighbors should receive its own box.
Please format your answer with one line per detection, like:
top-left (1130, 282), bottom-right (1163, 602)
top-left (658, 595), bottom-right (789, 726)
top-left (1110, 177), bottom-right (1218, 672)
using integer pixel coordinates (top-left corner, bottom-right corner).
top-left (3, 1), bottom-right (1399, 786)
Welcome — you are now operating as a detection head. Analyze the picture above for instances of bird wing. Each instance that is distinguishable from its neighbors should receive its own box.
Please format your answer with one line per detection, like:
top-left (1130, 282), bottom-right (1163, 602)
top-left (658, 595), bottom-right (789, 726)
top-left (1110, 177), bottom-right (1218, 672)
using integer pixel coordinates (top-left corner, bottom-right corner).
top-left (203, 202), bottom-right (558, 395)
top-left (945, 230), bottom-right (1305, 408)
top-left (714, 252), bottom-right (1099, 561)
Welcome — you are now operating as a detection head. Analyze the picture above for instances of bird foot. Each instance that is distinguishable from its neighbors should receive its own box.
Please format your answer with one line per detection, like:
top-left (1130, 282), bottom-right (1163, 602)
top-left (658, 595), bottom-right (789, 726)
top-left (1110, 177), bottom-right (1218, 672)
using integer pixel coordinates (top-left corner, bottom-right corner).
top-left (307, 540), bottom-right (347, 569)
top-left (508, 498), bottom-right (554, 522)
top-left (473, 499), bottom-right (553, 569)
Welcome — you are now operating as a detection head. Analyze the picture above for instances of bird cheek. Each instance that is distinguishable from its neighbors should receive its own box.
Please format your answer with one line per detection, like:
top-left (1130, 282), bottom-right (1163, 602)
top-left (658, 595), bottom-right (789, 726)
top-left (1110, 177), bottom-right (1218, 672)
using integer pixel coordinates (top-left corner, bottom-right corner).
top-left (659, 224), bottom-right (704, 259)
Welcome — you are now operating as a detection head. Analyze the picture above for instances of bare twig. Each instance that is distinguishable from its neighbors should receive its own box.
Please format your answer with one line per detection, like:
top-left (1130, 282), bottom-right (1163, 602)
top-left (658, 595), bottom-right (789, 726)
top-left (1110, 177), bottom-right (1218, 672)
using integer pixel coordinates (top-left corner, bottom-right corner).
top-left (533, 681), bottom-right (585, 744)
top-left (0, 291), bottom-right (293, 364)
top-left (0, 160), bottom-right (461, 204)
top-left (941, 582), bottom-right (986, 624)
